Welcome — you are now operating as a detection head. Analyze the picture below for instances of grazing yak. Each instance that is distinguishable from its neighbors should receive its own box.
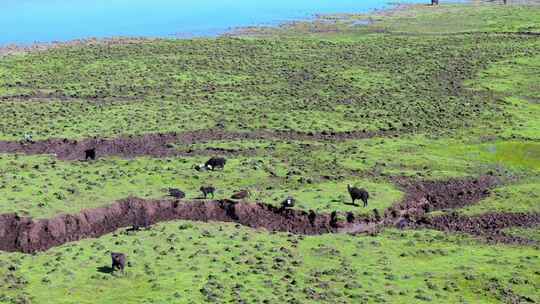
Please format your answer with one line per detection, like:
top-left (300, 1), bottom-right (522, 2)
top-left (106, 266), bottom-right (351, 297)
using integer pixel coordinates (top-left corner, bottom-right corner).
top-left (85, 148), bottom-right (96, 161)
top-left (23, 133), bottom-right (33, 143)
top-left (281, 196), bottom-right (296, 210)
top-left (168, 188), bottom-right (185, 199)
top-left (330, 211), bottom-right (339, 228)
top-left (346, 212), bottom-right (355, 223)
top-left (200, 186), bottom-right (216, 199)
top-left (347, 184), bottom-right (369, 207)
top-left (308, 210), bottom-right (317, 226)
top-left (111, 252), bottom-right (126, 272)
top-left (205, 157), bottom-right (227, 171)
top-left (396, 217), bottom-right (409, 230)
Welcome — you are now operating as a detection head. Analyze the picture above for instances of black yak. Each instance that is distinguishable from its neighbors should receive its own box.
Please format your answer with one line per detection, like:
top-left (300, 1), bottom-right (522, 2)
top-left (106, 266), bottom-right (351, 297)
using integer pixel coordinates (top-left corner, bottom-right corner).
top-left (85, 148), bottom-right (96, 161)
top-left (308, 210), bottom-right (316, 226)
top-left (396, 217), bottom-right (409, 230)
top-left (281, 196), bottom-right (296, 209)
top-left (346, 212), bottom-right (355, 223)
top-left (200, 186), bottom-right (216, 199)
top-left (111, 252), bottom-right (126, 272)
top-left (168, 188), bottom-right (185, 199)
top-left (347, 184), bottom-right (369, 207)
top-left (205, 157), bottom-right (226, 171)
top-left (330, 211), bottom-right (339, 228)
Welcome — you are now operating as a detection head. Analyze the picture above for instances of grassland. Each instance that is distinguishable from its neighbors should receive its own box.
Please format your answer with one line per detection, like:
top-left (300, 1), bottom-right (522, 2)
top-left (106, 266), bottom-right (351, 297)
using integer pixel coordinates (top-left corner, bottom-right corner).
top-left (0, 2), bottom-right (539, 304)
top-left (0, 222), bottom-right (538, 304)
top-left (0, 34), bottom-right (538, 140)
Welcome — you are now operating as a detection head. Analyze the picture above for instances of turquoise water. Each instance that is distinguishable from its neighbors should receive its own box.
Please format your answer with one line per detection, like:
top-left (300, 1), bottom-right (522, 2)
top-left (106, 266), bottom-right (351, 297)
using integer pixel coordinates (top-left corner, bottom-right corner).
top-left (0, 0), bottom-right (421, 45)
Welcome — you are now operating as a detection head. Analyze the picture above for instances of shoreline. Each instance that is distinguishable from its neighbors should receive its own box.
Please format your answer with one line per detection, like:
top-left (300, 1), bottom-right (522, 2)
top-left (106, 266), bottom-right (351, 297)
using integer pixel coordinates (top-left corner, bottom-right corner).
top-left (0, 2), bottom-right (420, 58)
top-left (0, 37), bottom-right (160, 58)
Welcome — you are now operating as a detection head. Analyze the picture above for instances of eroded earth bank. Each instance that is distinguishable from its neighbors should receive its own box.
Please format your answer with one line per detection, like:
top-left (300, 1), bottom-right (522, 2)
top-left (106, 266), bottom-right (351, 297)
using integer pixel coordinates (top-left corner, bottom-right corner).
top-left (1, 175), bottom-right (537, 254)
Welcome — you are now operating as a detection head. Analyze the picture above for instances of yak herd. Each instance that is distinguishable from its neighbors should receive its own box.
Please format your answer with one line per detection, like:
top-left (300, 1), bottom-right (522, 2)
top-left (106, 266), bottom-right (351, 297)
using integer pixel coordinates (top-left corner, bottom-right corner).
top-left (168, 156), bottom-right (369, 208)
top-left (83, 152), bottom-right (370, 274)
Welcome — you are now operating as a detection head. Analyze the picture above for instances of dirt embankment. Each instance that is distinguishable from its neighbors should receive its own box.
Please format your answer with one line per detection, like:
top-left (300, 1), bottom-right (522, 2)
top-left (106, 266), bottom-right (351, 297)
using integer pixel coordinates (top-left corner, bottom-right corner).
top-left (0, 129), bottom-right (393, 160)
top-left (0, 198), bottom-right (373, 254)
top-left (427, 212), bottom-right (540, 244)
top-left (386, 176), bottom-right (540, 244)
top-left (0, 176), bottom-right (537, 254)
top-left (392, 176), bottom-right (499, 212)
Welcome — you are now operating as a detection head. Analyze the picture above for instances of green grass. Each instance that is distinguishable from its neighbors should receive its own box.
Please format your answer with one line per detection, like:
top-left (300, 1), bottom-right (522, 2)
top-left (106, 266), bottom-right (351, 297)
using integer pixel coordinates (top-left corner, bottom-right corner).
top-left (473, 56), bottom-right (540, 98)
top-left (483, 142), bottom-right (540, 171)
top-left (0, 3), bottom-right (539, 304)
top-left (0, 145), bottom-right (404, 218)
top-left (228, 3), bottom-right (540, 38)
top-left (1, 33), bottom-right (538, 140)
top-left (254, 179), bottom-right (403, 215)
top-left (468, 55), bottom-right (540, 139)
top-left (0, 222), bottom-right (538, 304)
top-left (371, 4), bottom-right (540, 34)
top-left (459, 180), bottom-right (540, 215)
top-left (338, 136), bottom-right (540, 179)
top-left (504, 227), bottom-right (540, 242)
top-left (0, 134), bottom-right (537, 218)
top-left (2, 133), bottom-right (538, 219)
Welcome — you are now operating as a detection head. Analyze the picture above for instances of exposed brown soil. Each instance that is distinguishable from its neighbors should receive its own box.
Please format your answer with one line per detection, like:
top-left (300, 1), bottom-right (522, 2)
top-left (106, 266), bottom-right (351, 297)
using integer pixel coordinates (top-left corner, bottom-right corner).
top-left (0, 92), bottom-right (142, 103)
top-left (391, 176), bottom-right (499, 212)
top-left (425, 212), bottom-right (540, 245)
top-left (0, 129), bottom-right (394, 160)
top-left (385, 176), bottom-right (540, 245)
top-left (0, 197), bottom-right (373, 254)
top-left (0, 176), bottom-right (536, 254)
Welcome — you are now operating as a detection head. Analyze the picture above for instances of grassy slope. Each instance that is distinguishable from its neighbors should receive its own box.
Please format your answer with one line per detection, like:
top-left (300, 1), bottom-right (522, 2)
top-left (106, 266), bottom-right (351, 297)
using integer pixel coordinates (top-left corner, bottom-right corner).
top-left (0, 144), bottom-right (404, 218)
top-left (504, 226), bottom-right (540, 242)
top-left (0, 135), bottom-right (537, 218)
top-left (228, 3), bottom-right (540, 39)
top-left (0, 3), bottom-right (539, 304)
top-left (0, 35), bottom-right (537, 140)
top-left (1, 222), bottom-right (538, 304)
top-left (372, 3), bottom-right (540, 34)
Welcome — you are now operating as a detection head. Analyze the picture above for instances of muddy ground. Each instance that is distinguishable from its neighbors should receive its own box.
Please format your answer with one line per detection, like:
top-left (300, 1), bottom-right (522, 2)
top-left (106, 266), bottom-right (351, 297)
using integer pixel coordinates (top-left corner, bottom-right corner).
top-left (388, 176), bottom-right (540, 244)
top-left (0, 129), bottom-right (396, 160)
top-left (426, 212), bottom-right (540, 245)
top-left (391, 176), bottom-right (499, 212)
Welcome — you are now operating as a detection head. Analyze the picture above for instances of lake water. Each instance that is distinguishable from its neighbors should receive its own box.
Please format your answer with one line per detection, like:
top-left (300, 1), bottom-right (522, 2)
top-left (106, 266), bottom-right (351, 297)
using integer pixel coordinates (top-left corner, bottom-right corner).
top-left (0, 0), bottom-right (423, 45)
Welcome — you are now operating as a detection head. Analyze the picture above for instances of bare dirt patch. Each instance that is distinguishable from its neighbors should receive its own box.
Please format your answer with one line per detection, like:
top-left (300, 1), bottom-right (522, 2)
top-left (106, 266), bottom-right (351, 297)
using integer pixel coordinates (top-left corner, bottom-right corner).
top-left (392, 176), bottom-right (499, 212)
top-left (426, 212), bottom-right (540, 245)
top-left (0, 197), bottom-right (374, 253)
top-left (0, 129), bottom-right (395, 160)
top-left (387, 176), bottom-right (540, 244)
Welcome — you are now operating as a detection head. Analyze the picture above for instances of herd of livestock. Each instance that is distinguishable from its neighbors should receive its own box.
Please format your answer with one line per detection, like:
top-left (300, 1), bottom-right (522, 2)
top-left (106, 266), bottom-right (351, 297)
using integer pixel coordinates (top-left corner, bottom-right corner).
top-left (14, 142), bottom-right (375, 273)
top-left (106, 155), bottom-right (371, 273)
